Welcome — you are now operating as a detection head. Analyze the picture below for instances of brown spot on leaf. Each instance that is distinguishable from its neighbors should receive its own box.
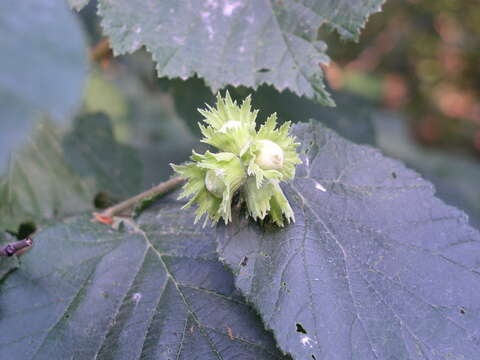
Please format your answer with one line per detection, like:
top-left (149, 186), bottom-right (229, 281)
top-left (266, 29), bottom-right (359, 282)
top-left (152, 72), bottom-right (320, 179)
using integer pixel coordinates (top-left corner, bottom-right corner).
top-left (227, 327), bottom-right (234, 340)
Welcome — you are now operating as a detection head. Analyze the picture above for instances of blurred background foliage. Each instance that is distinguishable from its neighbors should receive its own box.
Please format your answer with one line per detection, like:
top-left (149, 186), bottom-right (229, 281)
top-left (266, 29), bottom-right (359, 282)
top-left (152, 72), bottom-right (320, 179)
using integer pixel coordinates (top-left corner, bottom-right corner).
top-left (322, 0), bottom-right (480, 153)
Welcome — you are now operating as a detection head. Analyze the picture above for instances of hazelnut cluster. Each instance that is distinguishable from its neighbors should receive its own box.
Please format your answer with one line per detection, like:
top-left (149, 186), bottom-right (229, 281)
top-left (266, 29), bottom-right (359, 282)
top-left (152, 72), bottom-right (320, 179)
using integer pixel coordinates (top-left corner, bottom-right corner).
top-left (171, 92), bottom-right (301, 227)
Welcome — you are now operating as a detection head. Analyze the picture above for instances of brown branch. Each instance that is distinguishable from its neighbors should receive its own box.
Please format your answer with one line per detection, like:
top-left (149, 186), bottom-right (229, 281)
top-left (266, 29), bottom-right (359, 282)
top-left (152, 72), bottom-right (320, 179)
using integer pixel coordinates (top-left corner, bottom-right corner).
top-left (0, 238), bottom-right (33, 257)
top-left (94, 176), bottom-right (185, 221)
top-left (90, 38), bottom-right (112, 62)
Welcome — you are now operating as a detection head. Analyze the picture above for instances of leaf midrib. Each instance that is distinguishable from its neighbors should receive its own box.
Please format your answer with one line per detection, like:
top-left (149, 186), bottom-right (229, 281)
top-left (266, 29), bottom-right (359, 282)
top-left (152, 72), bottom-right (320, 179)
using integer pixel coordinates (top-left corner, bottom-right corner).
top-left (141, 230), bottom-right (225, 360)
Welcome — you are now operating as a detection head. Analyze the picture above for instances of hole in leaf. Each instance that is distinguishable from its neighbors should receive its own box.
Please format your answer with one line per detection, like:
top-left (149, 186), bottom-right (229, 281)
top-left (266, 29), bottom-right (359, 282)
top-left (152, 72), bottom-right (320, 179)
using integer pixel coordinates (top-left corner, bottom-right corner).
top-left (94, 192), bottom-right (115, 209)
top-left (460, 307), bottom-right (466, 315)
top-left (296, 323), bottom-right (307, 334)
top-left (240, 256), bottom-right (248, 266)
top-left (17, 221), bottom-right (36, 239)
top-left (391, 171), bottom-right (397, 179)
top-left (257, 68), bottom-right (271, 73)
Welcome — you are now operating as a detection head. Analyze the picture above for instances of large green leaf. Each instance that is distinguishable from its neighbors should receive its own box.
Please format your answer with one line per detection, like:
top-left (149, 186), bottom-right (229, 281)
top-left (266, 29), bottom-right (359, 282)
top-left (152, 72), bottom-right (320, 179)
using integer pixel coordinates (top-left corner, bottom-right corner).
top-left (75, 0), bottom-right (385, 104)
top-left (0, 200), bottom-right (287, 360)
top-left (0, 113), bottom-right (142, 232)
top-left (217, 121), bottom-right (480, 359)
top-left (0, 0), bottom-right (88, 172)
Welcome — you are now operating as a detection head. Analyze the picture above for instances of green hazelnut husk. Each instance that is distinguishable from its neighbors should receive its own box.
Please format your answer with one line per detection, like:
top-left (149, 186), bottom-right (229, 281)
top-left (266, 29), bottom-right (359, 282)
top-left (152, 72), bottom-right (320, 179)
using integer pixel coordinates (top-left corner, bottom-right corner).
top-left (172, 92), bottom-right (302, 227)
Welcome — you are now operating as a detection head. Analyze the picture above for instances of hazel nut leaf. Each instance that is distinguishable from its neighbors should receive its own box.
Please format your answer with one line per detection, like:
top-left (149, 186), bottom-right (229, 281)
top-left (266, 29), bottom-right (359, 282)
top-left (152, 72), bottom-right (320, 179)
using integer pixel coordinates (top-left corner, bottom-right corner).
top-left (171, 92), bottom-right (302, 227)
top-left (171, 151), bottom-right (246, 226)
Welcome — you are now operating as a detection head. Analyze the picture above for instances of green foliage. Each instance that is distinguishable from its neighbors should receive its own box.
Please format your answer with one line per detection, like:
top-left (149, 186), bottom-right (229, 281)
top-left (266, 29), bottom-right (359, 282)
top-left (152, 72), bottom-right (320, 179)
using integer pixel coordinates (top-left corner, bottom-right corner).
top-left (374, 112), bottom-right (480, 227)
top-left (71, 0), bottom-right (385, 105)
top-left (218, 122), bottom-right (480, 359)
top-left (0, 114), bottom-right (142, 232)
top-left (0, 205), bottom-right (287, 359)
top-left (0, 0), bottom-right (88, 172)
top-left (2, 121), bottom-right (480, 359)
top-left (159, 77), bottom-right (378, 145)
top-left (2, 1), bottom-right (480, 360)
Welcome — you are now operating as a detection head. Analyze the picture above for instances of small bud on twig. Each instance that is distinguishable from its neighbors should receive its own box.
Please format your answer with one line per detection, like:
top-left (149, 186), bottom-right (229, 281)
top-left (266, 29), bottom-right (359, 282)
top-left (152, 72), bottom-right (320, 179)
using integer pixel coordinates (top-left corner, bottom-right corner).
top-left (0, 238), bottom-right (33, 257)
